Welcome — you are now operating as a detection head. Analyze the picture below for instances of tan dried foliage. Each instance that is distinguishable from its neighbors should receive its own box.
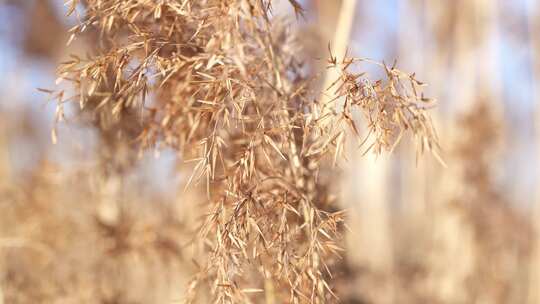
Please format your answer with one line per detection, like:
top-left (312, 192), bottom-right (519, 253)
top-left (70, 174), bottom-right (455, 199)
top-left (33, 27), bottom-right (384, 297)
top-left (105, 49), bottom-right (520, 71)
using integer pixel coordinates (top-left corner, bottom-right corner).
top-left (0, 160), bottom-right (192, 303)
top-left (49, 0), bottom-right (439, 302)
top-left (452, 102), bottom-right (532, 303)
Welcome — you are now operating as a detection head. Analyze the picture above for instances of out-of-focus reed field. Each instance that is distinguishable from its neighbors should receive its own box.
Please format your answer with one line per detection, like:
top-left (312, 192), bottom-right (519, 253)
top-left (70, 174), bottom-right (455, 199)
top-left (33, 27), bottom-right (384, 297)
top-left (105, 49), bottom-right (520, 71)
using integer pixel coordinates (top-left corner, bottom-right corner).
top-left (0, 0), bottom-right (539, 303)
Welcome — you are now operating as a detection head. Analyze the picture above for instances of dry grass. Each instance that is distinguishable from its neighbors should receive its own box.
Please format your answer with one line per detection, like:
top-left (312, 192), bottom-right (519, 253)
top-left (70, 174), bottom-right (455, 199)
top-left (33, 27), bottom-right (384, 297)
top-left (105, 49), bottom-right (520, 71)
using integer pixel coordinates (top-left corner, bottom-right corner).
top-left (4, 1), bottom-right (534, 304)
top-left (44, 1), bottom-right (438, 302)
top-left (0, 108), bottom-right (198, 303)
top-left (0, 165), bottom-right (192, 303)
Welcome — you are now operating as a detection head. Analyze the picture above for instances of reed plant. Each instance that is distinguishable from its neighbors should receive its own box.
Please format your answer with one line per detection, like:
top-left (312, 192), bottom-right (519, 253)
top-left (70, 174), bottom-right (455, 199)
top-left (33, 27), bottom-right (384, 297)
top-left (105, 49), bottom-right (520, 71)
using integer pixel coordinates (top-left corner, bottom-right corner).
top-left (46, 1), bottom-right (439, 302)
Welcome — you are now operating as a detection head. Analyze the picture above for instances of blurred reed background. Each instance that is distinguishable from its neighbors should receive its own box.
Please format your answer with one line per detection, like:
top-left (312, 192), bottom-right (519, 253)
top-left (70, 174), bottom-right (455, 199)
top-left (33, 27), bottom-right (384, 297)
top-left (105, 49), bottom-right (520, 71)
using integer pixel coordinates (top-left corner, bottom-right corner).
top-left (0, 0), bottom-right (539, 303)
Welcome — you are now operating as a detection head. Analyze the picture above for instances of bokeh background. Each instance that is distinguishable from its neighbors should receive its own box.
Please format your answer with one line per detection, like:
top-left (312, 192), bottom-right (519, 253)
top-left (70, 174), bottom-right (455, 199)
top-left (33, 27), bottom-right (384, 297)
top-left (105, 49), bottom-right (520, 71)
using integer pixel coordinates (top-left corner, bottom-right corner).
top-left (0, 0), bottom-right (539, 303)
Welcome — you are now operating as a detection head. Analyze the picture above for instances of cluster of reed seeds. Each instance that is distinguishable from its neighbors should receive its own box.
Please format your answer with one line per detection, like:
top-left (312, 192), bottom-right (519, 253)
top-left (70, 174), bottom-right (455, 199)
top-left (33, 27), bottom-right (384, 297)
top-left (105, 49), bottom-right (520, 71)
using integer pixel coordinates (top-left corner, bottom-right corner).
top-left (54, 0), bottom-right (439, 302)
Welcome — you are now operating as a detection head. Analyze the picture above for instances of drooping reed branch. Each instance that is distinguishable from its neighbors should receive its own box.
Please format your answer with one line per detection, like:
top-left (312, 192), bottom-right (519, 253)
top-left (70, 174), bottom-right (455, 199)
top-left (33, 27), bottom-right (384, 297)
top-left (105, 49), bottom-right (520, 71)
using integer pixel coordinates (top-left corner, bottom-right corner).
top-left (50, 1), bottom-right (439, 302)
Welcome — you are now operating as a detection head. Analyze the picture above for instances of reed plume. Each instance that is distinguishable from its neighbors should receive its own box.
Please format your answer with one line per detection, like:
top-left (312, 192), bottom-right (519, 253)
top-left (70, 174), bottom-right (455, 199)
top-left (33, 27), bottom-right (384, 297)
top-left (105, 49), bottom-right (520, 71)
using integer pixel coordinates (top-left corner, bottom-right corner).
top-left (50, 1), bottom-right (438, 302)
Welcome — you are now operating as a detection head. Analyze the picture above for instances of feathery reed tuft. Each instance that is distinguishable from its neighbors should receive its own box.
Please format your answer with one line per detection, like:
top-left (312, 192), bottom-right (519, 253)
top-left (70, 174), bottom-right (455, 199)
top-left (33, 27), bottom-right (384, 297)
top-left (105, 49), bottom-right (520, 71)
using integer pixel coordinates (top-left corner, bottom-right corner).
top-left (50, 1), bottom-right (438, 302)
